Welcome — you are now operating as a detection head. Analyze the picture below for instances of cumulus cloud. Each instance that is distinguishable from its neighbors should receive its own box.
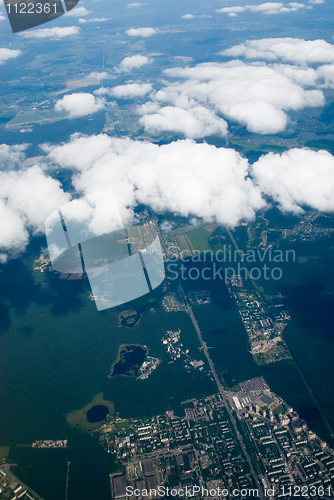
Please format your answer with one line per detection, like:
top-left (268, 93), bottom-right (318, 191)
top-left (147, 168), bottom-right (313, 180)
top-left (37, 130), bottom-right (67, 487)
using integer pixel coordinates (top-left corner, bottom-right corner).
top-left (215, 6), bottom-right (245, 14)
top-left (108, 83), bottom-right (153, 98)
top-left (309, 0), bottom-right (324, 3)
top-left (81, 71), bottom-right (111, 82)
top-left (65, 6), bottom-right (92, 16)
top-left (139, 60), bottom-right (324, 135)
top-left (46, 136), bottom-right (334, 226)
top-left (216, 2), bottom-right (306, 15)
top-left (0, 161), bottom-right (70, 256)
top-left (125, 27), bottom-right (157, 37)
top-left (0, 144), bottom-right (28, 168)
top-left (174, 56), bottom-right (193, 62)
top-left (0, 48), bottom-right (22, 64)
top-left (54, 93), bottom-right (106, 118)
top-left (117, 55), bottom-right (152, 72)
top-left (266, 62), bottom-right (334, 89)
top-left (246, 2), bottom-right (284, 13)
top-left (95, 84), bottom-right (152, 98)
top-left (221, 38), bottom-right (334, 64)
top-left (4, 135), bottom-right (334, 260)
top-left (19, 26), bottom-right (80, 39)
top-left (269, 63), bottom-right (318, 86)
top-left (47, 134), bottom-right (264, 226)
top-left (0, 254), bottom-right (8, 264)
top-left (0, 200), bottom-right (28, 255)
top-left (127, 2), bottom-right (146, 7)
top-left (316, 64), bottom-right (334, 88)
top-left (181, 14), bottom-right (212, 18)
top-left (252, 149), bottom-right (334, 213)
top-left (79, 17), bottom-right (109, 23)
top-left (139, 106), bottom-right (228, 138)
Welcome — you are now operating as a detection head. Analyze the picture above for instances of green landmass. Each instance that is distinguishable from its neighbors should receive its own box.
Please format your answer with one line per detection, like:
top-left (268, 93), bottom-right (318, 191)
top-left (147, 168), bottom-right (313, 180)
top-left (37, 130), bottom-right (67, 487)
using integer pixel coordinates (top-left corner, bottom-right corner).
top-left (0, 447), bottom-right (10, 460)
top-left (118, 308), bottom-right (144, 328)
top-left (173, 225), bottom-right (215, 254)
top-left (66, 393), bottom-right (114, 432)
top-left (108, 344), bottom-right (147, 378)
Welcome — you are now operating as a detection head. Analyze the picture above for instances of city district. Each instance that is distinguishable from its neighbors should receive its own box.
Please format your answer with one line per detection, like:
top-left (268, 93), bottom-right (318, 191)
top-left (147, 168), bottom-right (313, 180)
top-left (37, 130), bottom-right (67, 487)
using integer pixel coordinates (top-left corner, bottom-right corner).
top-left (102, 378), bottom-right (334, 500)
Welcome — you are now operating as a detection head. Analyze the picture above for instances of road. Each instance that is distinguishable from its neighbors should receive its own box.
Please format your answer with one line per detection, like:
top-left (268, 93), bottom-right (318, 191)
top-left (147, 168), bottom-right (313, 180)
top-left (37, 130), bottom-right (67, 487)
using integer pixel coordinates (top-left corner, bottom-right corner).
top-left (178, 285), bottom-right (265, 499)
top-left (155, 221), bottom-right (265, 498)
top-left (224, 225), bottom-right (271, 319)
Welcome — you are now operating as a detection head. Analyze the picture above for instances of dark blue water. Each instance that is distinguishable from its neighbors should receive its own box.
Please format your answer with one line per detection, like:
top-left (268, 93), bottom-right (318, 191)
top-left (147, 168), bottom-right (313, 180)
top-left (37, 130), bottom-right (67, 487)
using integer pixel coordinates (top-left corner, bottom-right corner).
top-left (112, 345), bottom-right (146, 376)
top-left (87, 405), bottom-right (109, 423)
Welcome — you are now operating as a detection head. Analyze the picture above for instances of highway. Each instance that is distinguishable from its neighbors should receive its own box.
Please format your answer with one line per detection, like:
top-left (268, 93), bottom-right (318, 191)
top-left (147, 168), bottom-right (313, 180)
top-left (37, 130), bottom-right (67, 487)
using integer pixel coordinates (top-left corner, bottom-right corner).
top-left (155, 221), bottom-right (265, 499)
top-left (178, 285), bottom-right (265, 499)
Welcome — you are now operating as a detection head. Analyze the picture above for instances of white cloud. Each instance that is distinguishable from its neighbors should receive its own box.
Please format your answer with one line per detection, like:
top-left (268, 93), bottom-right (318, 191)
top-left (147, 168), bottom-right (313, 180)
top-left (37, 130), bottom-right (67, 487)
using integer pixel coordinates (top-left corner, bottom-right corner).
top-left (252, 149), bottom-right (334, 213)
top-left (246, 2), bottom-right (284, 12)
top-left (316, 64), bottom-right (334, 88)
top-left (4, 136), bottom-right (334, 259)
top-left (117, 55), bottom-right (152, 72)
top-left (48, 134), bottom-right (264, 227)
top-left (0, 199), bottom-right (28, 254)
top-left (125, 27), bottom-right (157, 38)
top-left (160, 221), bottom-right (173, 231)
top-left (270, 62), bottom-right (334, 89)
top-left (216, 2), bottom-right (306, 15)
top-left (54, 93), bottom-right (106, 118)
top-left (19, 26), bottom-right (80, 39)
top-left (0, 162), bottom-right (70, 256)
top-left (139, 106), bottom-right (228, 138)
top-left (181, 13), bottom-right (212, 18)
top-left (309, 0), bottom-right (324, 3)
top-left (0, 144), bottom-right (28, 167)
top-left (109, 83), bottom-right (153, 98)
top-left (0, 48), bottom-right (22, 65)
top-left (65, 6), bottom-right (92, 16)
top-left (137, 101), bottom-right (161, 114)
top-left (221, 38), bottom-right (334, 64)
top-left (93, 87), bottom-right (112, 96)
top-left (0, 254), bottom-right (8, 264)
top-left (79, 17), bottom-right (109, 23)
top-left (141, 60), bottom-right (324, 135)
top-left (46, 133), bottom-right (113, 171)
top-left (174, 56), bottom-right (193, 62)
top-left (82, 71), bottom-right (111, 82)
top-left (215, 6), bottom-right (245, 14)
top-left (127, 2), bottom-right (146, 7)
top-left (269, 63), bottom-right (318, 86)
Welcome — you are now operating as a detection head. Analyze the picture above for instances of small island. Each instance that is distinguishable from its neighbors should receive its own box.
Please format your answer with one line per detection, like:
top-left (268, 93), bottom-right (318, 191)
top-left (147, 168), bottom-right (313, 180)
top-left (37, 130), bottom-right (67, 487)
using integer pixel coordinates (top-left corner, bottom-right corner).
top-left (109, 344), bottom-right (160, 380)
top-left (66, 393), bottom-right (114, 432)
top-left (118, 309), bottom-right (145, 328)
top-left (109, 344), bottom-right (147, 377)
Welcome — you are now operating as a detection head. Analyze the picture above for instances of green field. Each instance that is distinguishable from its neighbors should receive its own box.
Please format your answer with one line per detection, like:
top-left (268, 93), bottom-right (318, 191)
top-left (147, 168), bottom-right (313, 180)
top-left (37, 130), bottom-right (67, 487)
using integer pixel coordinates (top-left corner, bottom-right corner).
top-left (174, 224), bottom-right (220, 254)
top-left (7, 110), bottom-right (67, 127)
